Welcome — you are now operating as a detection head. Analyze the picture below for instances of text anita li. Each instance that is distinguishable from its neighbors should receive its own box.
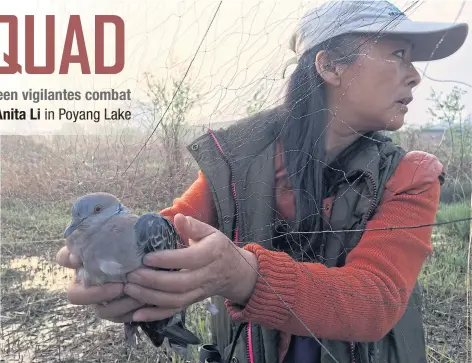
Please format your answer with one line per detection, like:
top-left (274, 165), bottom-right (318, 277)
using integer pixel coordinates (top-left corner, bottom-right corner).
top-left (0, 108), bottom-right (131, 122)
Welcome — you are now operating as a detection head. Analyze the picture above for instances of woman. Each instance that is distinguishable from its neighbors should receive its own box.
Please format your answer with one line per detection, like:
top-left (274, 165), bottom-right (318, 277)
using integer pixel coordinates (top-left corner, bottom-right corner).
top-left (56, 1), bottom-right (468, 362)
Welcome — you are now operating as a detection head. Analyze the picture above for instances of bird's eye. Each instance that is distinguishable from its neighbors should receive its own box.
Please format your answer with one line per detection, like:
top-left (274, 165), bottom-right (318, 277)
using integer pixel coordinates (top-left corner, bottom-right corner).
top-left (94, 205), bottom-right (102, 214)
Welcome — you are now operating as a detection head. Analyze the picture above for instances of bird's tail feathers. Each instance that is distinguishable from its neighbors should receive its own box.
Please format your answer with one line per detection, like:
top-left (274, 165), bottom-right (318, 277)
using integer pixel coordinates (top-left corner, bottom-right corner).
top-left (164, 323), bottom-right (201, 347)
top-left (124, 320), bottom-right (200, 359)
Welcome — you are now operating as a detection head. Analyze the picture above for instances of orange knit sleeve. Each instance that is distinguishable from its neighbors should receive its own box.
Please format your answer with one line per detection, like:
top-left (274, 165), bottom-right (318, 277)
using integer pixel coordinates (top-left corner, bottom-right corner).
top-left (159, 170), bottom-right (217, 246)
top-left (225, 151), bottom-right (443, 342)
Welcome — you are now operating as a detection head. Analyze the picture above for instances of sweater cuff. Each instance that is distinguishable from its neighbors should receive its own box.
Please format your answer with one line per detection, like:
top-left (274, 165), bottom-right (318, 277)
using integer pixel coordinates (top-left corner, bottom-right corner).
top-left (225, 244), bottom-right (298, 328)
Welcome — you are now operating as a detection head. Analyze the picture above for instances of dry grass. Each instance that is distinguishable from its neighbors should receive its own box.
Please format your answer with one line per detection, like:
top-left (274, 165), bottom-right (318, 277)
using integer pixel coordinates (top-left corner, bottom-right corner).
top-left (0, 134), bottom-right (197, 211)
top-left (421, 215), bottom-right (470, 362)
top-left (1, 135), bottom-right (470, 362)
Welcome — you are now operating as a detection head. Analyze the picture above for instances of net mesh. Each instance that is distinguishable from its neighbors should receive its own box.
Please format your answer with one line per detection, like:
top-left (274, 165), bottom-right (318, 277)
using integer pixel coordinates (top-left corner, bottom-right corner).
top-left (1, 0), bottom-right (471, 362)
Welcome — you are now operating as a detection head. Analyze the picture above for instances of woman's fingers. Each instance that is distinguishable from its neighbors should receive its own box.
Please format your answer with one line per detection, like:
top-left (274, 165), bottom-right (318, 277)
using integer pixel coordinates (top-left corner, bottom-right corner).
top-left (127, 267), bottom-right (211, 294)
top-left (56, 246), bottom-right (82, 269)
top-left (93, 297), bottom-right (145, 322)
top-left (69, 253), bottom-right (82, 267)
top-left (67, 281), bottom-right (124, 305)
top-left (133, 306), bottom-right (182, 322)
top-left (173, 214), bottom-right (216, 244)
top-left (124, 282), bottom-right (204, 309)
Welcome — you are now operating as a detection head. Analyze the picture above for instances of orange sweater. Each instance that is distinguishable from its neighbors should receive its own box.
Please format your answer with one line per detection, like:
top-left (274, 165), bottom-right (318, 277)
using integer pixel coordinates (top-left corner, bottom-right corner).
top-left (160, 144), bottom-right (442, 361)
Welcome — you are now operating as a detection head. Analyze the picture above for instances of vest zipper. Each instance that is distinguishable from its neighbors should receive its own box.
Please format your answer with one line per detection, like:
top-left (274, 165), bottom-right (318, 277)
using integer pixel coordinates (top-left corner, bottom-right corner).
top-left (208, 130), bottom-right (255, 363)
top-left (247, 324), bottom-right (254, 363)
top-left (323, 171), bottom-right (377, 363)
top-left (207, 129), bottom-right (240, 245)
top-left (348, 171), bottom-right (378, 363)
top-left (360, 172), bottom-right (379, 231)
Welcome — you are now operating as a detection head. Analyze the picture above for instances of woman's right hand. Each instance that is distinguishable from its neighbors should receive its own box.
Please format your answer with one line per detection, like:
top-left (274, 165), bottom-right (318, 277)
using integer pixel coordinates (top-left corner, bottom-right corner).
top-left (56, 246), bottom-right (145, 323)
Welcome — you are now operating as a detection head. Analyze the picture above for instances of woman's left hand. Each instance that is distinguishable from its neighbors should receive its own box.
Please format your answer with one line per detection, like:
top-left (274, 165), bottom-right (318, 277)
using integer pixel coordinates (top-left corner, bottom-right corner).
top-left (124, 213), bottom-right (259, 322)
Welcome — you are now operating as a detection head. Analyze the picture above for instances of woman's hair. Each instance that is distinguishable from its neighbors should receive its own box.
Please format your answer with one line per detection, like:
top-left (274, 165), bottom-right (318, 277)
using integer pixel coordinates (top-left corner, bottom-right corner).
top-left (278, 34), bottom-right (376, 261)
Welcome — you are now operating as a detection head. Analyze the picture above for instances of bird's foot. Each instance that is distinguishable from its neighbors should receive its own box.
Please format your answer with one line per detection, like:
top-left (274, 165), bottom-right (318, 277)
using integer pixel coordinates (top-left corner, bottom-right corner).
top-left (124, 323), bottom-right (140, 347)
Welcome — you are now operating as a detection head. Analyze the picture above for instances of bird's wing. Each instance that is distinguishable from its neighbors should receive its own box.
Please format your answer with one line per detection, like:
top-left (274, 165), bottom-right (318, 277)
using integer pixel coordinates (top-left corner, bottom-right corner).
top-left (98, 259), bottom-right (124, 276)
top-left (133, 213), bottom-right (181, 255)
top-left (81, 213), bottom-right (141, 284)
top-left (131, 213), bottom-right (202, 355)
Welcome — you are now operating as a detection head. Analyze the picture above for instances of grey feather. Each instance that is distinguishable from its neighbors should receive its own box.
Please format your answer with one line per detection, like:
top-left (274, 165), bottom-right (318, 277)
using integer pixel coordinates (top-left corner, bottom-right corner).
top-left (64, 192), bottom-right (201, 358)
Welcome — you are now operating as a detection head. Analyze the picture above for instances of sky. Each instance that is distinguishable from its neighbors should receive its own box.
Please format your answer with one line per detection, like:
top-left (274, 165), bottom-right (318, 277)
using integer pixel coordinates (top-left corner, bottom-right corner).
top-left (0, 0), bottom-right (471, 134)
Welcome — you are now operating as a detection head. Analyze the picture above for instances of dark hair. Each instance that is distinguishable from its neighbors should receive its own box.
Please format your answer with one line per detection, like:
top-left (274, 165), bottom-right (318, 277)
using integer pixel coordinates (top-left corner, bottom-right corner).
top-left (277, 34), bottom-right (373, 261)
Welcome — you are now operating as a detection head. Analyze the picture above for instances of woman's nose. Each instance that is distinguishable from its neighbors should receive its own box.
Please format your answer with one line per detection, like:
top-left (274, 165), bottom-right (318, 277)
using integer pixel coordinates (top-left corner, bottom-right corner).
top-left (405, 63), bottom-right (422, 88)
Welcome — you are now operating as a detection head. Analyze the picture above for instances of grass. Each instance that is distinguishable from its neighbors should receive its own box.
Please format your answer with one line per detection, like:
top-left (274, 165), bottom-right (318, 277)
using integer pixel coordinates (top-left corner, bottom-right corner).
top-left (1, 135), bottom-right (470, 362)
top-left (420, 202), bottom-right (470, 362)
top-left (1, 200), bottom-right (71, 243)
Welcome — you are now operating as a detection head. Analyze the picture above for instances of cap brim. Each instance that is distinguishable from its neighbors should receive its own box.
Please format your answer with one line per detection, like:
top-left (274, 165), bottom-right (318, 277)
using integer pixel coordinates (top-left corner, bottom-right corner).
top-left (357, 20), bottom-right (469, 62)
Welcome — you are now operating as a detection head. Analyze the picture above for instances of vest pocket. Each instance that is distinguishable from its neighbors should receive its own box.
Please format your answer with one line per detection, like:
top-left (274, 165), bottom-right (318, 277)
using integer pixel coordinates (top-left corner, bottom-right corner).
top-left (223, 323), bottom-right (251, 363)
top-left (211, 296), bottom-right (234, 355)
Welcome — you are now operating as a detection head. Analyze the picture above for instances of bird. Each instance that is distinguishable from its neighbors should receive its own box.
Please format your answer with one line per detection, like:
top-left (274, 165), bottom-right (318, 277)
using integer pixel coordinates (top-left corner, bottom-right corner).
top-left (63, 192), bottom-right (201, 358)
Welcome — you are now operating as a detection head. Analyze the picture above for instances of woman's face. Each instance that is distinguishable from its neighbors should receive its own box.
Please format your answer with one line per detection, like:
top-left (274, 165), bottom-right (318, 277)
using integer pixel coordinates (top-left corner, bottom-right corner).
top-left (331, 36), bottom-right (422, 132)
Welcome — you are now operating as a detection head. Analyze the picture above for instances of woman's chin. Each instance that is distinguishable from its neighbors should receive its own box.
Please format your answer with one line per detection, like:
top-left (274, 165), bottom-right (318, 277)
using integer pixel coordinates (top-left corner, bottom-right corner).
top-left (383, 115), bottom-right (405, 132)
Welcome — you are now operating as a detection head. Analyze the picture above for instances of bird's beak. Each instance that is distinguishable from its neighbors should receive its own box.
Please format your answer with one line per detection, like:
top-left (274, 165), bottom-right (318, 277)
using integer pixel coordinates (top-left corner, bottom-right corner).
top-left (63, 222), bottom-right (78, 238)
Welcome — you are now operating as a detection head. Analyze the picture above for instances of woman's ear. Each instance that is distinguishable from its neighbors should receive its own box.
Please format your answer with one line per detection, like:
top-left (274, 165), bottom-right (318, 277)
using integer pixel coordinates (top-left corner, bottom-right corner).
top-left (314, 50), bottom-right (342, 87)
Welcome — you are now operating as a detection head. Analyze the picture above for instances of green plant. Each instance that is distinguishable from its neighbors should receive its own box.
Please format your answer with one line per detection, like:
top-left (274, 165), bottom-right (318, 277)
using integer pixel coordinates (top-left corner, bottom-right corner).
top-left (427, 86), bottom-right (472, 181)
top-left (435, 202), bottom-right (470, 242)
top-left (439, 179), bottom-right (472, 204)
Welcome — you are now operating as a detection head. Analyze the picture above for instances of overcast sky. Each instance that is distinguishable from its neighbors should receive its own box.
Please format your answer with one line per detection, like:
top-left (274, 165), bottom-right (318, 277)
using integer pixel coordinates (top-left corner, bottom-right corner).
top-left (0, 0), bottom-right (471, 134)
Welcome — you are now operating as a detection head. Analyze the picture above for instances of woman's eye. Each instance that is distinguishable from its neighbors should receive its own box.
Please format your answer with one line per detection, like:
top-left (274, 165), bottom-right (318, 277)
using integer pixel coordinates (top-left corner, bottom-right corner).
top-left (393, 49), bottom-right (405, 59)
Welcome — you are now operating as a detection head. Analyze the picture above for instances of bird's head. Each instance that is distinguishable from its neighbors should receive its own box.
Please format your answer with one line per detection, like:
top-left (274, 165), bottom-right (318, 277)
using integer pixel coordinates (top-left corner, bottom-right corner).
top-left (64, 192), bottom-right (126, 238)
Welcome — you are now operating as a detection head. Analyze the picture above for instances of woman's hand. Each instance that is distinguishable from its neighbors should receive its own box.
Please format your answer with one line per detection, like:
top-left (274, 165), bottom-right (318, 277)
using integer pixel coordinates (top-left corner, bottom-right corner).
top-left (55, 246), bottom-right (144, 323)
top-left (124, 213), bottom-right (259, 322)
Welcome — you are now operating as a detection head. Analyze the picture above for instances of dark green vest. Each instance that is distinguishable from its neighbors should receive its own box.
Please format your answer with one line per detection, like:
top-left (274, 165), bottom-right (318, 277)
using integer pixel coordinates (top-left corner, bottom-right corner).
top-left (187, 106), bottom-right (427, 363)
